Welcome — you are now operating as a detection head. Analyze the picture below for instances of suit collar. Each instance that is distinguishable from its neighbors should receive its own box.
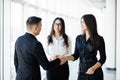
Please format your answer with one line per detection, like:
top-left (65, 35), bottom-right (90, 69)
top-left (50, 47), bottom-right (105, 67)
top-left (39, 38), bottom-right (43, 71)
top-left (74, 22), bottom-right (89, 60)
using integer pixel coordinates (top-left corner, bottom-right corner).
top-left (25, 32), bottom-right (37, 40)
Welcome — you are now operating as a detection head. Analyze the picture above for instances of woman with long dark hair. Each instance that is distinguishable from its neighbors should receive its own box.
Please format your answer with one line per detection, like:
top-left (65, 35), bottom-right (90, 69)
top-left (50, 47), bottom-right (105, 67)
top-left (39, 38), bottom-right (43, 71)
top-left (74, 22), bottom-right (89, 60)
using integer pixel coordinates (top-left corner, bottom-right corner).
top-left (46, 17), bottom-right (71, 80)
top-left (65, 14), bottom-right (106, 80)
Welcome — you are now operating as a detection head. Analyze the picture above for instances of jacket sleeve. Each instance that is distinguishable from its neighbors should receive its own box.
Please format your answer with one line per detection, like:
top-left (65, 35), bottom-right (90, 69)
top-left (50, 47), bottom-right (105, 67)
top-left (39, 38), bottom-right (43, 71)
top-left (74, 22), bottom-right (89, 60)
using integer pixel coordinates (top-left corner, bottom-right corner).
top-left (98, 37), bottom-right (106, 65)
top-left (34, 42), bottom-right (60, 70)
top-left (14, 48), bottom-right (18, 73)
top-left (72, 36), bottom-right (79, 60)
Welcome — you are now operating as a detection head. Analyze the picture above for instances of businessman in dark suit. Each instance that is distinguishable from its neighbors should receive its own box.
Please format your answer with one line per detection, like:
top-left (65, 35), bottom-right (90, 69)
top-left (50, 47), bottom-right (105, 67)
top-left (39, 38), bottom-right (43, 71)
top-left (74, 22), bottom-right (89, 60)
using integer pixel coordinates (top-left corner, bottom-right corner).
top-left (14, 16), bottom-right (66, 80)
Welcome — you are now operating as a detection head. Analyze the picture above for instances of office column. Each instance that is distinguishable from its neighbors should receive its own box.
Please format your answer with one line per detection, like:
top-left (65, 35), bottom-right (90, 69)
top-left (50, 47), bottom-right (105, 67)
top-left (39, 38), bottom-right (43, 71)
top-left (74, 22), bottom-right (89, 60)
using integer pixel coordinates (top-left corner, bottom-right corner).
top-left (4, 0), bottom-right (11, 80)
top-left (105, 0), bottom-right (116, 69)
top-left (0, 0), bottom-right (4, 80)
top-left (116, 0), bottom-right (120, 80)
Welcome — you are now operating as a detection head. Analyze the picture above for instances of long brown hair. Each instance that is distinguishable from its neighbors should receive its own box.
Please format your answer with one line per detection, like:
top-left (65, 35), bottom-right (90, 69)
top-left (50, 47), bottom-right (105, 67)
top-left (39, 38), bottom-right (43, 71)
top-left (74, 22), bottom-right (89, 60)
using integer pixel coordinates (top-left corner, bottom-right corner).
top-left (47, 17), bottom-right (69, 47)
top-left (81, 14), bottom-right (100, 50)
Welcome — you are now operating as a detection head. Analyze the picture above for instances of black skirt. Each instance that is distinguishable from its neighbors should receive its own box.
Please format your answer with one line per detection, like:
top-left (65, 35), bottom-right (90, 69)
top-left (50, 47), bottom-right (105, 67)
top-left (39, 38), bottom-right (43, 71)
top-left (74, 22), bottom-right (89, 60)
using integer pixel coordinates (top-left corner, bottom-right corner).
top-left (46, 62), bottom-right (69, 80)
top-left (78, 67), bottom-right (103, 80)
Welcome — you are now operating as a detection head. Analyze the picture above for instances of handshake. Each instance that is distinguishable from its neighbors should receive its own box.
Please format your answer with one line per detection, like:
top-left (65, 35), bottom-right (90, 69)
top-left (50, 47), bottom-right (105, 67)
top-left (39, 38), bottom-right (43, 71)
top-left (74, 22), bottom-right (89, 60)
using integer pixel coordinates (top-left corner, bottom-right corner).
top-left (49, 54), bottom-right (71, 65)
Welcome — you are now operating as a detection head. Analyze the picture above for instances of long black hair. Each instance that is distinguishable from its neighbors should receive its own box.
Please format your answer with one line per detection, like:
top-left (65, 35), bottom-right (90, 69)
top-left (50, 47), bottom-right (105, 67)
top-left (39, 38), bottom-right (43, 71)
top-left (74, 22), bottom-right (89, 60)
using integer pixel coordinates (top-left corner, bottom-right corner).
top-left (47, 17), bottom-right (69, 47)
top-left (81, 14), bottom-right (100, 50)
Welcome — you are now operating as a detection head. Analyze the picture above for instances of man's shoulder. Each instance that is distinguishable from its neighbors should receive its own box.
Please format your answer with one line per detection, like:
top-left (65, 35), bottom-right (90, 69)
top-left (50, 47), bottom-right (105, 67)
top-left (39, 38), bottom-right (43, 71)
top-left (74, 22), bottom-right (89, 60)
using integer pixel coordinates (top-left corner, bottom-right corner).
top-left (15, 35), bottom-right (24, 43)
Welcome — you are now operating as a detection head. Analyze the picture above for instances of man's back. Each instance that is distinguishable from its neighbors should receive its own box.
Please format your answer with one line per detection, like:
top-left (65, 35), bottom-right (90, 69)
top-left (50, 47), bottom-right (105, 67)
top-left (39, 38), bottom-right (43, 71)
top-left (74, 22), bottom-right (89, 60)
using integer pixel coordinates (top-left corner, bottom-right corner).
top-left (14, 33), bottom-right (41, 80)
top-left (14, 33), bottom-right (61, 80)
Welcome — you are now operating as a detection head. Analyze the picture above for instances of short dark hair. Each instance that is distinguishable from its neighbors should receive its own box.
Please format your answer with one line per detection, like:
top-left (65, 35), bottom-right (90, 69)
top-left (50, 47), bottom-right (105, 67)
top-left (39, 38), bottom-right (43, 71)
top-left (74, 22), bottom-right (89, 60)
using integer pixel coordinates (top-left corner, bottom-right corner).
top-left (26, 16), bottom-right (42, 26)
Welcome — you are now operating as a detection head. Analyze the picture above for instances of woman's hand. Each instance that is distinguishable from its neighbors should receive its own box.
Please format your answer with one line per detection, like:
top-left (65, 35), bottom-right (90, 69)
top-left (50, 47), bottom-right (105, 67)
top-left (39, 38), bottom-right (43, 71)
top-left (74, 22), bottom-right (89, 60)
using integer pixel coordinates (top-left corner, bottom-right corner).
top-left (49, 55), bottom-right (63, 61)
top-left (86, 62), bottom-right (101, 74)
top-left (49, 55), bottom-right (59, 61)
top-left (86, 67), bottom-right (95, 75)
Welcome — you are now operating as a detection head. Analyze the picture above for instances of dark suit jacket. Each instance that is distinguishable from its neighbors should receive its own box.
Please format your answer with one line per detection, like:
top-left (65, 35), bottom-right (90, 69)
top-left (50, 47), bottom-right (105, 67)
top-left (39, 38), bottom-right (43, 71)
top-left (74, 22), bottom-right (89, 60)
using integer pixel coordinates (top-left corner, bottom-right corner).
top-left (14, 33), bottom-right (60, 80)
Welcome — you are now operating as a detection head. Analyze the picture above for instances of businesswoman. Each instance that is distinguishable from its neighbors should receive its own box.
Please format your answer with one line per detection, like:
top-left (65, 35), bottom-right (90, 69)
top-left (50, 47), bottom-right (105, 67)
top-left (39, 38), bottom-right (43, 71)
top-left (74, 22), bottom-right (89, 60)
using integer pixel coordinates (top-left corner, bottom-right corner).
top-left (46, 17), bottom-right (71, 80)
top-left (65, 14), bottom-right (106, 80)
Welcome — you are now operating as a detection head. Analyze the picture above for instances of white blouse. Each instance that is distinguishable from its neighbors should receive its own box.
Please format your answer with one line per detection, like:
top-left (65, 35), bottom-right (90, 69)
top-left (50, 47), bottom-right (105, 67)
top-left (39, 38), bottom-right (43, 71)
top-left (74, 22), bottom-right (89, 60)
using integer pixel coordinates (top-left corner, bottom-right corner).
top-left (46, 36), bottom-right (72, 59)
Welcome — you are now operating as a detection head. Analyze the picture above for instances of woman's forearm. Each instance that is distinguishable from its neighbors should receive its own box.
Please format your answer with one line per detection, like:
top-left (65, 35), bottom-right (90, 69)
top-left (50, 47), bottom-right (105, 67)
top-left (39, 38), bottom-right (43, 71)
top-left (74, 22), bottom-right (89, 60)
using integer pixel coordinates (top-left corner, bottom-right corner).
top-left (92, 62), bottom-right (101, 71)
top-left (86, 61), bottom-right (101, 74)
top-left (64, 54), bottom-right (74, 61)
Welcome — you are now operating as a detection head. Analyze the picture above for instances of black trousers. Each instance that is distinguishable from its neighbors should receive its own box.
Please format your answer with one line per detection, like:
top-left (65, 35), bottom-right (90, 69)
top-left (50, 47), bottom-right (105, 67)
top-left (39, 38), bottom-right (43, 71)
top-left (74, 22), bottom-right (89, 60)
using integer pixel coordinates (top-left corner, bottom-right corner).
top-left (46, 62), bottom-right (69, 80)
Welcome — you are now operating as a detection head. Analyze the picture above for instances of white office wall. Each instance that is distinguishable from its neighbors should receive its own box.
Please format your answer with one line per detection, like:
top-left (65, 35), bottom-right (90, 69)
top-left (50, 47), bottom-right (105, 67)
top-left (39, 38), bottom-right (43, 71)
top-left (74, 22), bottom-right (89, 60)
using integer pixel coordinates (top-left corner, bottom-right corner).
top-left (0, 0), bottom-right (4, 80)
top-left (105, 0), bottom-right (116, 69)
top-left (116, 0), bottom-right (120, 79)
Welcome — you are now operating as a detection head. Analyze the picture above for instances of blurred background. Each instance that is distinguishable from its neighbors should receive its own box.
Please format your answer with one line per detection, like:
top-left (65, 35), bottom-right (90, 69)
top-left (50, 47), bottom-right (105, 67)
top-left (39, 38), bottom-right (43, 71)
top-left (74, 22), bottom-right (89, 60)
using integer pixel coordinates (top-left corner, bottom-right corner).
top-left (0, 0), bottom-right (120, 80)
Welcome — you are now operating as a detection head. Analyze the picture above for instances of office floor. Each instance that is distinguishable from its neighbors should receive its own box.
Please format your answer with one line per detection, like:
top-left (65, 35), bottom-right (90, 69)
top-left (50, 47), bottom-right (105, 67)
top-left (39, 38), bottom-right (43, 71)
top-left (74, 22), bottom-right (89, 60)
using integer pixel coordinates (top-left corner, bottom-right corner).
top-left (104, 68), bottom-right (116, 80)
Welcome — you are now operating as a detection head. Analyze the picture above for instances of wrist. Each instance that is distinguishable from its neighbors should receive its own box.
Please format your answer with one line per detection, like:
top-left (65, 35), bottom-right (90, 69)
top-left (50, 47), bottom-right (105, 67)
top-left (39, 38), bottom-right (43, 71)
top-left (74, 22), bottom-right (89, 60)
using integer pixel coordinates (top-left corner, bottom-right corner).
top-left (64, 56), bottom-right (68, 61)
top-left (91, 66), bottom-right (96, 72)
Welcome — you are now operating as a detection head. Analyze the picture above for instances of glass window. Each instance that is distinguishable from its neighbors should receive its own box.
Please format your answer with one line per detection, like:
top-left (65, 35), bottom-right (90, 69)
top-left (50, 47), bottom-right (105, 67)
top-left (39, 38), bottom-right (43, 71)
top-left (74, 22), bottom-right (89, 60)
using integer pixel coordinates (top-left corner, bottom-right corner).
top-left (11, 2), bottom-right (24, 42)
top-left (46, 0), bottom-right (54, 11)
top-left (10, 1), bottom-right (24, 80)
top-left (36, 0), bottom-right (46, 9)
top-left (54, 0), bottom-right (62, 14)
top-left (29, 0), bottom-right (36, 5)
top-left (24, 0), bottom-right (36, 5)
top-left (29, 6), bottom-right (37, 16)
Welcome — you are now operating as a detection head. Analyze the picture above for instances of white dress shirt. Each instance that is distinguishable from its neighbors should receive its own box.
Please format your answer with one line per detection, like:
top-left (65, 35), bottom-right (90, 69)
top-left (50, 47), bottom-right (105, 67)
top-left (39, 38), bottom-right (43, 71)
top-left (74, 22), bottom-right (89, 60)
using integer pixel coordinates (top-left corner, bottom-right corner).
top-left (46, 36), bottom-right (72, 59)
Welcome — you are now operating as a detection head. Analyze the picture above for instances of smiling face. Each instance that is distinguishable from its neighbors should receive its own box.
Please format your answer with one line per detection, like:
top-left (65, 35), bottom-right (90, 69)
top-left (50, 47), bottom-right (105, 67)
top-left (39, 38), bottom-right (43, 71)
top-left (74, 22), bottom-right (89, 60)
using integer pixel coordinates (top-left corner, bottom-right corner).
top-left (81, 18), bottom-right (88, 32)
top-left (50, 17), bottom-right (65, 36)
top-left (53, 19), bottom-right (62, 33)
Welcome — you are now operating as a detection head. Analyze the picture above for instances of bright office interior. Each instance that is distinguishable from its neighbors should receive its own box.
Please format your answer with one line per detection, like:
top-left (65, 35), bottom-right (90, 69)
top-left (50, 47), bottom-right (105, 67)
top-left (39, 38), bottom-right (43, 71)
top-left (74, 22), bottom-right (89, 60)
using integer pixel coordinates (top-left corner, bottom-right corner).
top-left (0, 0), bottom-right (120, 80)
